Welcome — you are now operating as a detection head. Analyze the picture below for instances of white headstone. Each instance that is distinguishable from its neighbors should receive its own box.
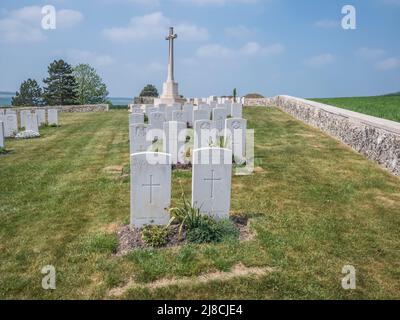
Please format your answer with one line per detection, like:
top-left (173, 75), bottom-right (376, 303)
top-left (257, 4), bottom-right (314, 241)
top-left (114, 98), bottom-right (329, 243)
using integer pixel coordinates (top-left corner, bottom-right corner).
top-left (148, 112), bottom-right (165, 130)
top-left (6, 109), bottom-right (16, 115)
top-left (194, 120), bottom-right (217, 150)
top-left (193, 110), bottom-right (209, 123)
top-left (165, 106), bottom-right (175, 121)
top-left (0, 121), bottom-right (4, 148)
top-left (231, 103), bottom-right (243, 118)
top-left (217, 104), bottom-right (230, 116)
top-left (225, 118), bottom-right (247, 162)
top-left (130, 152), bottom-right (171, 227)
top-left (129, 113), bottom-right (145, 125)
top-left (129, 124), bottom-right (150, 154)
top-left (148, 111), bottom-right (165, 141)
top-left (158, 104), bottom-right (167, 113)
top-left (172, 110), bottom-right (186, 124)
top-left (183, 104), bottom-right (194, 127)
top-left (3, 114), bottom-right (18, 137)
top-left (163, 121), bottom-right (186, 164)
top-left (199, 104), bottom-right (211, 119)
top-left (0, 109), bottom-right (4, 116)
top-left (48, 109), bottom-right (58, 126)
top-left (20, 110), bottom-right (29, 128)
top-left (131, 106), bottom-right (142, 114)
top-left (36, 109), bottom-right (46, 126)
top-left (172, 103), bottom-right (182, 110)
top-left (212, 108), bottom-right (228, 133)
top-left (192, 147), bottom-right (232, 219)
top-left (26, 112), bottom-right (39, 133)
top-left (145, 105), bottom-right (157, 116)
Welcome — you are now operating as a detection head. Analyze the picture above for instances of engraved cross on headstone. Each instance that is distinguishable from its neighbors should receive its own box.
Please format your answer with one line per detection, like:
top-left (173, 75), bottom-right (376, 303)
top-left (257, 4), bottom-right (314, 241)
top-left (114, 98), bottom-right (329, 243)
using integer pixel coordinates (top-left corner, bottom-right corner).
top-left (203, 169), bottom-right (221, 199)
top-left (142, 175), bottom-right (161, 204)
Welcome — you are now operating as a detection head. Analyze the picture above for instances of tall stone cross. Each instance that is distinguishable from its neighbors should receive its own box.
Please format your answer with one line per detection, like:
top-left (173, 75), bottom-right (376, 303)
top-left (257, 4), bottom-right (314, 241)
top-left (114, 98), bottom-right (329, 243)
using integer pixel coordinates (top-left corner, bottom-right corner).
top-left (166, 27), bottom-right (178, 82)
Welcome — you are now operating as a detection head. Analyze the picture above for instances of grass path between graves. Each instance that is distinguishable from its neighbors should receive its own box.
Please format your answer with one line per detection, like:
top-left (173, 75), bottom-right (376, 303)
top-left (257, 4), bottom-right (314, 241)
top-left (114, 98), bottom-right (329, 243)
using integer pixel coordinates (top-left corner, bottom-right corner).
top-left (0, 108), bottom-right (399, 299)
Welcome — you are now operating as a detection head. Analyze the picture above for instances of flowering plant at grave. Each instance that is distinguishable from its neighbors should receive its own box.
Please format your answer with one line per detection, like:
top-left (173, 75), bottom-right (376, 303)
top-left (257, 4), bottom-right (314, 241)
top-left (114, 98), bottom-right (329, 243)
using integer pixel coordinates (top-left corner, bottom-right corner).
top-left (15, 130), bottom-right (40, 139)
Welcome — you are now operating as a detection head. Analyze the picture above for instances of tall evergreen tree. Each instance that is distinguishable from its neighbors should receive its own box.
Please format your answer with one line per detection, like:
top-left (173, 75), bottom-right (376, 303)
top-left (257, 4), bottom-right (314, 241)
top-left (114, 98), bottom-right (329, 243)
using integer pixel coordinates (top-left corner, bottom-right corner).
top-left (140, 84), bottom-right (159, 97)
top-left (73, 64), bottom-right (109, 104)
top-left (12, 79), bottom-right (43, 106)
top-left (43, 60), bottom-right (78, 106)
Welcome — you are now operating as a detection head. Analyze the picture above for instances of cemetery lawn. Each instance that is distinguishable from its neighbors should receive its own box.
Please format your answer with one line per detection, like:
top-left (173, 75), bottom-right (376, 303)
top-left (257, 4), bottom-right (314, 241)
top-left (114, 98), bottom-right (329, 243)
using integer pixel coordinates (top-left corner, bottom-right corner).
top-left (1, 107), bottom-right (400, 300)
top-left (311, 95), bottom-right (400, 122)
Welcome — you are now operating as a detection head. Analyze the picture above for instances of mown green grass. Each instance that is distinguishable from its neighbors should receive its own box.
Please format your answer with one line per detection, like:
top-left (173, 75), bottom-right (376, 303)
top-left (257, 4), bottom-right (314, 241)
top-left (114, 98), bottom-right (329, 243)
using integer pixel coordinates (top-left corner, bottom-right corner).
top-left (311, 96), bottom-right (400, 122)
top-left (0, 108), bottom-right (399, 300)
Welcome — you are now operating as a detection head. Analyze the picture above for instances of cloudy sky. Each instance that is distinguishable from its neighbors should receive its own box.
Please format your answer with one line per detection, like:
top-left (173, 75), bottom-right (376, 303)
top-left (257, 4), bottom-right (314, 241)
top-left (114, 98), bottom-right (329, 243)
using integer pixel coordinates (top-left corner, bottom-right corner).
top-left (0, 0), bottom-right (399, 98)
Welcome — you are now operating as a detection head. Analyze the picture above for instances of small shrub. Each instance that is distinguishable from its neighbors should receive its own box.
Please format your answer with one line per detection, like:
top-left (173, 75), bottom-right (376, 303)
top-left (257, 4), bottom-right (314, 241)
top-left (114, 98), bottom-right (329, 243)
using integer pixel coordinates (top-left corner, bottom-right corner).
top-left (186, 216), bottom-right (222, 244)
top-left (169, 191), bottom-right (239, 244)
top-left (187, 217), bottom-right (239, 244)
top-left (141, 225), bottom-right (169, 247)
top-left (0, 147), bottom-right (7, 154)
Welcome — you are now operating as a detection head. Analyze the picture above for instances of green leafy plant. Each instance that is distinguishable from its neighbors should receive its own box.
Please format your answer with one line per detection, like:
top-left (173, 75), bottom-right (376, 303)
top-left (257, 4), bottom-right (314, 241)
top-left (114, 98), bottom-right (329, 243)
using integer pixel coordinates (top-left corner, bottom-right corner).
top-left (187, 217), bottom-right (239, 244)
top-left (168, 191), bottom-right (204, 240)
top-left (141, 225), bottom-right (169, 247)
top-left (0, 147), bottom-right (7, 154)
top-left (169, 189), bottom-right (239, 244)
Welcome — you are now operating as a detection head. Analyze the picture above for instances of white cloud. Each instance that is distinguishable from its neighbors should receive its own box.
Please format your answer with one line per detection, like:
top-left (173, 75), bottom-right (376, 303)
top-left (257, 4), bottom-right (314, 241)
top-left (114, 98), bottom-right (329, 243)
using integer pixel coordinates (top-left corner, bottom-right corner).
top-left (356, 47), bottom-right (386, 60)
top-left (195, 42), bottom-right (284, 59)
top-left (0, 6), bottom-right (83, 43)
top-left (224, 25), bottom-right (255, 38)
top-left (57, 10), bottom-right (84, 28)
top-left (376, 57), bottom-right (400, 70)
top-left (305, 53), bottom-right (335, 67)
top-left (65, 49), bottom-right (115, 67)
top-left (103, 11), bottom-right (208, 42)
top-left (314, 19), bottom-right (340, 28)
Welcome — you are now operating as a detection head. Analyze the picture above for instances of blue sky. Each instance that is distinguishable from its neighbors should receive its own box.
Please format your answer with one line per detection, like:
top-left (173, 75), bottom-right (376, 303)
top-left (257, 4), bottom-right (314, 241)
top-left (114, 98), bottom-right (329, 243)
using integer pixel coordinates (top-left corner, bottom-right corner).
top-left (0, 0), bottom-right (399, 98)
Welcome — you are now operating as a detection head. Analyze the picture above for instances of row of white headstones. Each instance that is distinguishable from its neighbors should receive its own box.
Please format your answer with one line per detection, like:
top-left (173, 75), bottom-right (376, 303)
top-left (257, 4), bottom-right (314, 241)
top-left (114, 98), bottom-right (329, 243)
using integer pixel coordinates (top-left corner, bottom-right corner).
top-left (128, 102), bottom-right (246, 227)
top-left (0, 108), bottom-right (59, 148)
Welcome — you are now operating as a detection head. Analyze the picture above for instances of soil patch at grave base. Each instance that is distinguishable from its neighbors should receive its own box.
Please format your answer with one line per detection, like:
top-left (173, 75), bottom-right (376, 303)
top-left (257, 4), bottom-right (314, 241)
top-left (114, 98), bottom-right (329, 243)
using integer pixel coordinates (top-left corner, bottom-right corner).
top-left (172, 163), bottom-right (192, 170)
top-left (108, 263), bottom-right (276, 297)
top-left (116, 217), bottom-right (251, 256)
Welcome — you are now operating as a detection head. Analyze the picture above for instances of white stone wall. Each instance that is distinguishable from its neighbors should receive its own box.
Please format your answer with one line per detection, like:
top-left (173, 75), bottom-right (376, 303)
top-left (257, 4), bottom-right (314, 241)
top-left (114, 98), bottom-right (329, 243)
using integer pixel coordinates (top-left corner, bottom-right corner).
top-left (1, 104), bottom-right (109, 114)
top-left (273, 95), bottom-right (400, 176)
top-left (243, 98), bottom-right (274, 107)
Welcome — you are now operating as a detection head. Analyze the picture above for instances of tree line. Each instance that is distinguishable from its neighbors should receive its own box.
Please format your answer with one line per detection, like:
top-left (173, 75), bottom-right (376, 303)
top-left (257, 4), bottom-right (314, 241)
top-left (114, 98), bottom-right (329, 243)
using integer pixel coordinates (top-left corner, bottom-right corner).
top-left (12, 60), bottom-right (109, 107)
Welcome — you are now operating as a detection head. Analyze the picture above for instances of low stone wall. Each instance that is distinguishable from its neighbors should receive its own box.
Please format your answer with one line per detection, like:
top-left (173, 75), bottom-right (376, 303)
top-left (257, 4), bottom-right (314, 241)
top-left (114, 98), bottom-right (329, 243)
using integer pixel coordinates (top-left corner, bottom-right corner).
top-left (273, 95), bottom-right (400, 176)
top-left (1, 104), bottom-right (109, 113)
top-left (244, 98), bottom-right (274, 107)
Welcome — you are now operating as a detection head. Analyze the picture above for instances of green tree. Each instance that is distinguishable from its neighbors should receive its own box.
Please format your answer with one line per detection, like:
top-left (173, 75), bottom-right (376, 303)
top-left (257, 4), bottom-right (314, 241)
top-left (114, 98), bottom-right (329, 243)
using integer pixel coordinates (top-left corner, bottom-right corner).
top-left (233, 88), bottom-right (237, 102)
top-left (43, 60), bottom-right (78, 106)
top-left (12, 79), bottom-right (43, 106)
top-left (73, 64), bottom-right (109, 105)
top-left (140, 84), bottom-right (159, 97)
